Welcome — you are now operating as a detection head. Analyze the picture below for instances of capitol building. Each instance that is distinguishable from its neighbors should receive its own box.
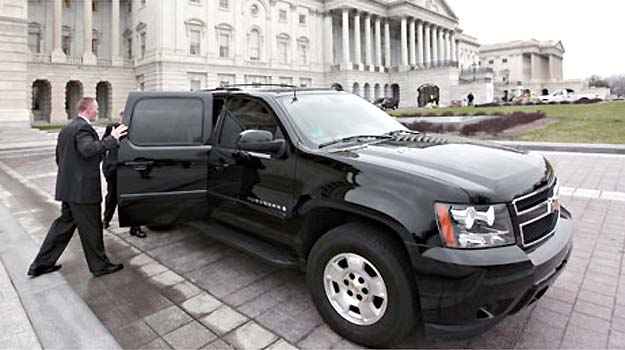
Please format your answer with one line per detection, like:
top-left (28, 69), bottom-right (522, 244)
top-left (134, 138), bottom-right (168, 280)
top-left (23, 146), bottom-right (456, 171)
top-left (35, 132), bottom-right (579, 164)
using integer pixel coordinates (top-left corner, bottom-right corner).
top-left (0, 0), bottom-right (571, 127)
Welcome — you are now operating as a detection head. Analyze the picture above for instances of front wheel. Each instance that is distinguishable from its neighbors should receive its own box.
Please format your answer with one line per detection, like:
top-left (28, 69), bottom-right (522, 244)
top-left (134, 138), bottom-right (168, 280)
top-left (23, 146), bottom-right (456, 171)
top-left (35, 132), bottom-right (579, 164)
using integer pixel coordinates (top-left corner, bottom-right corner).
top-left (306, 223), bottom-right (418, 347)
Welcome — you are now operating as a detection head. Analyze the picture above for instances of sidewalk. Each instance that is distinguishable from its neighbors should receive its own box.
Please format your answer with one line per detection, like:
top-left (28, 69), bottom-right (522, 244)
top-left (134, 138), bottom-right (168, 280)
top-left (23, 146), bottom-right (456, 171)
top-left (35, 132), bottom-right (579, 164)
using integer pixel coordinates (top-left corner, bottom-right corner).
top-left (0, 199), bottom-right (120, 349)
top-left (0, 258), bottom-right (40, 349)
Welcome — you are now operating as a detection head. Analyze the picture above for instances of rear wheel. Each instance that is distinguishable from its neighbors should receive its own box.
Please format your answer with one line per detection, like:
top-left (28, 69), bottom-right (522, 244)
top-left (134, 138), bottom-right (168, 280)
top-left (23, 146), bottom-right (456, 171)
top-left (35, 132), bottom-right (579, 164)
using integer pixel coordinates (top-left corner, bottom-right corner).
top-left (306, 223), bottom-right (417, 347)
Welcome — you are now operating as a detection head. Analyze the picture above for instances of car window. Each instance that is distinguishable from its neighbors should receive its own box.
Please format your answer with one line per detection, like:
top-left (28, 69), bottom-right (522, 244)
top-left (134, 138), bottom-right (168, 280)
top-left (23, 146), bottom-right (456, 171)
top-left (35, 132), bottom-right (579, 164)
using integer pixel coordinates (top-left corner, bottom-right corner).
top-left (218, 97), bottom-right (281, 148)
top-left (130, 97), bottom-right (204, 146)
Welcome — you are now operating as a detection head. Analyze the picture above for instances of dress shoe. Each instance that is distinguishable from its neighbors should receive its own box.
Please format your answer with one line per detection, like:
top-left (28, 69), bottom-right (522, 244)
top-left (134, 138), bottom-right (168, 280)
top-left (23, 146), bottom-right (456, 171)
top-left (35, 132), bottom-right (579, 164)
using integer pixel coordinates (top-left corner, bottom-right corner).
top-left (93, 263), bottom-right (124, 277)
top-left (27, 264), bottom-right (62, 278)
top-left (130, 226), bottom-right (147, 238)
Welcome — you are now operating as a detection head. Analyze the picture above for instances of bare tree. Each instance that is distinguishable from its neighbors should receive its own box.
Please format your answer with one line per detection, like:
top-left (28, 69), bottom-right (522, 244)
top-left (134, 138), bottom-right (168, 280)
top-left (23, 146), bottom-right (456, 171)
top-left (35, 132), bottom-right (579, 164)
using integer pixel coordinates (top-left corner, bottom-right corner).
top-left (608, 75), bottom-right (625, 97)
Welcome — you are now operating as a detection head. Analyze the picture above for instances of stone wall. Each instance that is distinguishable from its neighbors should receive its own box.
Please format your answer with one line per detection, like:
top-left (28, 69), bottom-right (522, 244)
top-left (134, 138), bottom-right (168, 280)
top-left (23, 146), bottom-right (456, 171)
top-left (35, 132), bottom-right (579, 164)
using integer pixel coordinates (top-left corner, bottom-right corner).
top-left (0, 0), bottom-right (29, 127)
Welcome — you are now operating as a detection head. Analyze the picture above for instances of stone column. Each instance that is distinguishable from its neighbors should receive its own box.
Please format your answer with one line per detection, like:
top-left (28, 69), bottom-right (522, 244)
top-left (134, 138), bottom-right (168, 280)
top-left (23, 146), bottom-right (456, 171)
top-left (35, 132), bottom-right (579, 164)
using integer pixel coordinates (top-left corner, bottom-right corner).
top-left (364, 14), bottom-right (372, 68)
top-left (424, 22), bottom-right (430, 66)
top-left (431, 26), bottom-right (438, 65)
top-left (384, 20), bottom-right (391, 68)
top-left (82, 0), bottom-right (97, 65)
top-left (342, 8), bottom-right (350, 65)
top-left (323, 13), bottom-right (334, 66)
top-left (51, 0), bottom-right (65, 62)
top-left (400, 17), bottom-right (408, 66)
top-left (353, 12), bottom-right (362, 68)
top-left (374, 17), bottom-right (382, 67)
top-left (417, 20), bottom-right (424, 67)
top-left (409, 18), bottom-right (416, 66)
top-left (450, 31), bottom-right (457, 62)
top-left (111, 0), bottom-right (122, 66)
top-left (438, 28), bottom-right (444, 65)
top-left (442, 31), bottom-right (449, 63)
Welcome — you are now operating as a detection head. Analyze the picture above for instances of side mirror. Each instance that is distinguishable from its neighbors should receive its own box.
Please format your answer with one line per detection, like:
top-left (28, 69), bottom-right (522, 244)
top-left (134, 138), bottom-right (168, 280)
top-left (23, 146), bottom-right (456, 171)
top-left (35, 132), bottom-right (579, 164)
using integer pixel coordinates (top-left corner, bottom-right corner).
top-left (237, 130), bottom-right (285, 156)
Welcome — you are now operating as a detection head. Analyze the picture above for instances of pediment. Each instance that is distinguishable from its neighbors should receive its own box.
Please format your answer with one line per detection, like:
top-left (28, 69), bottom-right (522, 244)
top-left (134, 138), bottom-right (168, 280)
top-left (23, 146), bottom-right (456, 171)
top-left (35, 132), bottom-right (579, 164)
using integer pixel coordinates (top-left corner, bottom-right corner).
top-left (421, 0), bottom-right (457, 19)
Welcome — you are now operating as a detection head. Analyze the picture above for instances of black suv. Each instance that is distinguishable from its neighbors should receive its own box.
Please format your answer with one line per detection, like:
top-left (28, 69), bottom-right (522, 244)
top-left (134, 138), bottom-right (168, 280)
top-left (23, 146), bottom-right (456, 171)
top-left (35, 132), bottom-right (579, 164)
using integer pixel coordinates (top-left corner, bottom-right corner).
top-left (117, 86), bottom-right (573, 347)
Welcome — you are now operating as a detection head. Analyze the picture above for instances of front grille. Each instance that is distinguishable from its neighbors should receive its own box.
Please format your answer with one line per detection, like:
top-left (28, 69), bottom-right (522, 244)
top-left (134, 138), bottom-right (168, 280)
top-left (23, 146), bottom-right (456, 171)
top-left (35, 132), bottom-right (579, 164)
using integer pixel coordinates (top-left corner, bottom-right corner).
top-left (512, 179), bottom-right (559, 247)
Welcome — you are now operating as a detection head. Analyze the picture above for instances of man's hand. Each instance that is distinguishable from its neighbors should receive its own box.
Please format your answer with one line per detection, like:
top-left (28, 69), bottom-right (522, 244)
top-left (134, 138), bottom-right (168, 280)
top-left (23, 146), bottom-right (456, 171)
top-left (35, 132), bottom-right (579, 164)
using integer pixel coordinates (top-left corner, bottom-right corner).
top-left (110, 124), bottom-right (128, 140)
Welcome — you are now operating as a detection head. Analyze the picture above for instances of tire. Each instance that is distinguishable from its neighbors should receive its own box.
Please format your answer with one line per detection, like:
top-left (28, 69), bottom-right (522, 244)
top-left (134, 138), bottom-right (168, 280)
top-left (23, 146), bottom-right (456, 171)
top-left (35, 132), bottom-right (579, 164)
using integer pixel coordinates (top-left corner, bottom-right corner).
top-left (306, 222), bottom-right (418, 347)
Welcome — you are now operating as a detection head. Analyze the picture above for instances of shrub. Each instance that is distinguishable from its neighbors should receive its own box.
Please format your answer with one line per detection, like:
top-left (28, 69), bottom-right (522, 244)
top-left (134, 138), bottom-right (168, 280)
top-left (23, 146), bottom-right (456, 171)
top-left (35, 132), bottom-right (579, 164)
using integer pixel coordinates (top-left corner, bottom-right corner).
top-left (440, 111), bottom-right (455, 116)
top-left (459, 111), bottom-right (546, 136)
top-left (404, 121), bottom-right (457, 134)
top-left (475, 102), bottom-right (499, 108)
top-left (560, 101), bottom-right (571, 105)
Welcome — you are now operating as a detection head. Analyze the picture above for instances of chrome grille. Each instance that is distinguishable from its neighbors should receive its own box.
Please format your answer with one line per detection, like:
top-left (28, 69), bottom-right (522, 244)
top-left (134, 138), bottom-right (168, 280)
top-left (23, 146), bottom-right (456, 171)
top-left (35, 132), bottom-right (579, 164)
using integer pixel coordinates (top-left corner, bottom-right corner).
top-left (512, 179), bottom-right (560, 247)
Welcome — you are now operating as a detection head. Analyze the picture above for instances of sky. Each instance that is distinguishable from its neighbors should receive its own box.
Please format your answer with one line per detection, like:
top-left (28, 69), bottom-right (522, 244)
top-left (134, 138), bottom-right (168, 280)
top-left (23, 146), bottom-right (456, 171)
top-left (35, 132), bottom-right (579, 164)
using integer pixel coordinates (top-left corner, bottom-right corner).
top-left (446, 0), bottom-right (625, 80)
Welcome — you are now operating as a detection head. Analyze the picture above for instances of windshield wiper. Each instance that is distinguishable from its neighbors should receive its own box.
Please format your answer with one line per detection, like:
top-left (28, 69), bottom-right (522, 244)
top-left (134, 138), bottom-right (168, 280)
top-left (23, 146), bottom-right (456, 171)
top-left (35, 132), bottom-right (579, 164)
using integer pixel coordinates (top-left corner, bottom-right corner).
top-left (385, 129), bottom-right (421, 136)
top-left (319, 135), bottom-right (393, 149)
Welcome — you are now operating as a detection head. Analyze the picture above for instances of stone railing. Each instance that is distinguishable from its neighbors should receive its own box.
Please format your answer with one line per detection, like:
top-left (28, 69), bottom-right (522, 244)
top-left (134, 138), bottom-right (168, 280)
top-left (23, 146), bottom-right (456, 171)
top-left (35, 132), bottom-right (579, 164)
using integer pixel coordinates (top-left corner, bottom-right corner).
top-left (97, 58), bottom-right (112, 66)
top-left (29, 53), bottom-right (51, 63)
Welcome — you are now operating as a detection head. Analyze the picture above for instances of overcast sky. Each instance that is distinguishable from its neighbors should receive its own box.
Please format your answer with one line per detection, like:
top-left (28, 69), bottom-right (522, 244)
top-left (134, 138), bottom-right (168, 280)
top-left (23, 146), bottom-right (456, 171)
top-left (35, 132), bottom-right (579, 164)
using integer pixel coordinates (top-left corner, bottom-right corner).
top-left (447, 0), bottom-right (625, 80)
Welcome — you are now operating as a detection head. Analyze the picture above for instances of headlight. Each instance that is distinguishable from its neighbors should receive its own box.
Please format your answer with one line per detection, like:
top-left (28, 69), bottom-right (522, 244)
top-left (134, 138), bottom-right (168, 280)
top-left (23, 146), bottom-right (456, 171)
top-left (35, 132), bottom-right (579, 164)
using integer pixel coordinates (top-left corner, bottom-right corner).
top-left (435, 203), bottom-right (515, 249)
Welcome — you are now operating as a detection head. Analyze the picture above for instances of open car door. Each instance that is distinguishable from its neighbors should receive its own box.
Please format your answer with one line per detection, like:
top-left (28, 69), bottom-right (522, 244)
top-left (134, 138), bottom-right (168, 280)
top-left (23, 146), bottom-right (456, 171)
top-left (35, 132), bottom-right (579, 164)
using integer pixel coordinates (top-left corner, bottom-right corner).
top-left (117, 92), bottom-right (213, 227)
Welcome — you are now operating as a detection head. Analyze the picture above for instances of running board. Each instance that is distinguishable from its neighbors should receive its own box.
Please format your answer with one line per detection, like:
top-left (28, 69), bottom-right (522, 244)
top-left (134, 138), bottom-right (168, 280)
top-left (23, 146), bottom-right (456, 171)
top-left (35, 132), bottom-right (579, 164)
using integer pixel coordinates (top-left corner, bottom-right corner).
top-left (186, 221), bottom-right (299, 268)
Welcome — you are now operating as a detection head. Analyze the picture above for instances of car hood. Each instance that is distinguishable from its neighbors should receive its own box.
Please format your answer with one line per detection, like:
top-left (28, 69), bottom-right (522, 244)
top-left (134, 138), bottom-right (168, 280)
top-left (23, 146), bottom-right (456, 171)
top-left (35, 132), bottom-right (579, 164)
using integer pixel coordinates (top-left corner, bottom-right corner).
top-left (327, 135), bottom-right (553, 203)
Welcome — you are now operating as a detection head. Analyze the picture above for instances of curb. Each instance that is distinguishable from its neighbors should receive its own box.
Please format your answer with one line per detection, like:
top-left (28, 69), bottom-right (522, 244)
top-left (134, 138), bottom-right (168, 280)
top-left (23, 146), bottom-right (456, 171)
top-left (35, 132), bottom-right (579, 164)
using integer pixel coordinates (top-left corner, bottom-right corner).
top-left (495, 141), bottom-right (625, 155)
top-left (0, 201), bottom-right (121, 349)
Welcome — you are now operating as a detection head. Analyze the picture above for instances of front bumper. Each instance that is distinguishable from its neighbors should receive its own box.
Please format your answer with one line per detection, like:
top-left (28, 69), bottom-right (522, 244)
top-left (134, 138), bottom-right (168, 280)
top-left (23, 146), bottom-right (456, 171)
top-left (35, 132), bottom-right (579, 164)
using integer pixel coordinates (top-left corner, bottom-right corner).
top-left (412, 215), bottom-right (573, 338)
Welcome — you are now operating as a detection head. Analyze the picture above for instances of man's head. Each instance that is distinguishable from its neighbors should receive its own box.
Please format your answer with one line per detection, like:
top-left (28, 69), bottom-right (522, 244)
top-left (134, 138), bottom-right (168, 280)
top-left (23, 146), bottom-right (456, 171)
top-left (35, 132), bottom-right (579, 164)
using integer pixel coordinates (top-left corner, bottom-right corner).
top-left (77, 97), bottom-right (99, 121)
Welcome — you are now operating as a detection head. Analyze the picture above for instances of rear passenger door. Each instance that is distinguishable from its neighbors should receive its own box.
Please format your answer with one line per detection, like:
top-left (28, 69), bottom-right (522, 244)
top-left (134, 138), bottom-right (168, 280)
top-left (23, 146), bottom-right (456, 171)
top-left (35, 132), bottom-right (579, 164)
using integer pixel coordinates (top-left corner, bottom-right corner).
top-left (117, 93), bottom-right (213, 227)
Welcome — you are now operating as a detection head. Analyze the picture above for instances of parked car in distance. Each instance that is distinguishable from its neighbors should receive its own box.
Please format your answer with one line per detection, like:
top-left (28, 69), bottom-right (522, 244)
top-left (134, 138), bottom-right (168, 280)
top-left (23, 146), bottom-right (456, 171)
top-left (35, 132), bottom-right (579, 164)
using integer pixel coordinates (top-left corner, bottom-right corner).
top-left (539, 88), bottom-right (602, 103)
top-left (373, 96), bottom-right (399, 110)
top-left (117, 86), bottom-right (573, 347)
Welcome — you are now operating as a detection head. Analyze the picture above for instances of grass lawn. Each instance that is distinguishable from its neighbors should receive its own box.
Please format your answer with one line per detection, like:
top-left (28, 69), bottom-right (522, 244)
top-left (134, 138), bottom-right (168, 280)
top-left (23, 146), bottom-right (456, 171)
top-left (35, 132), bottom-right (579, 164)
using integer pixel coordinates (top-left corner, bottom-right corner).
top-left (391, 101), bottom-right (625, 144)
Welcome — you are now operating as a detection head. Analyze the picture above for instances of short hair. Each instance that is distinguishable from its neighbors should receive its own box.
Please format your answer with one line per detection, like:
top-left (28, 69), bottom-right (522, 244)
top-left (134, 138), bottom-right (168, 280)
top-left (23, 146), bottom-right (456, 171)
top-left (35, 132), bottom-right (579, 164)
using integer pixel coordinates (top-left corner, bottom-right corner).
top-left (77, 97), bottom-right (96, 112)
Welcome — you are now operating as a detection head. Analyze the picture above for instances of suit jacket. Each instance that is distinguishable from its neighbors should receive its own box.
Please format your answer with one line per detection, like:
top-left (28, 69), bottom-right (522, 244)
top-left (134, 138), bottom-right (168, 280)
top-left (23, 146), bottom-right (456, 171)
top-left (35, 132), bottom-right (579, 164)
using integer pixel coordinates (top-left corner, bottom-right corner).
top-left (55, 117), bottom-right (118, 203)
top-left (102, 122), bottom-right (120, 178)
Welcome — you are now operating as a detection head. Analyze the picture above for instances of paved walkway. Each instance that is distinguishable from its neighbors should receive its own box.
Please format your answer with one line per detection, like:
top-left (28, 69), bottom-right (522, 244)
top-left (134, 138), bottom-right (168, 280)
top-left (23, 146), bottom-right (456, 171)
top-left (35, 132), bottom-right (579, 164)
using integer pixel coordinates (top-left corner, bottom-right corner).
top-left (0, 258), bottom-right (41, 349)
top-left (0, 128), bottom-right (624, 349)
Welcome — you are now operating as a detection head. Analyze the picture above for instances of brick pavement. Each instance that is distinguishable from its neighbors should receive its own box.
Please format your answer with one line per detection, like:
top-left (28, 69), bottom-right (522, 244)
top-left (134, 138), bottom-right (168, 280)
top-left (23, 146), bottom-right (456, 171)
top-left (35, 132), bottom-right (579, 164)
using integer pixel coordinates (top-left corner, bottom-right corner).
top-left (0, 144), bottom-right (624, 349)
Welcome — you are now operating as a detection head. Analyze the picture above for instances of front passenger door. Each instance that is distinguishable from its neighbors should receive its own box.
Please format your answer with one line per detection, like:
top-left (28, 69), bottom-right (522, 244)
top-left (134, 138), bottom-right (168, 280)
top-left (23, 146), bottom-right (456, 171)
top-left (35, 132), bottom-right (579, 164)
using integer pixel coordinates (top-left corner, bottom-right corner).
top-left (207, 96), bottom-right (297, 244)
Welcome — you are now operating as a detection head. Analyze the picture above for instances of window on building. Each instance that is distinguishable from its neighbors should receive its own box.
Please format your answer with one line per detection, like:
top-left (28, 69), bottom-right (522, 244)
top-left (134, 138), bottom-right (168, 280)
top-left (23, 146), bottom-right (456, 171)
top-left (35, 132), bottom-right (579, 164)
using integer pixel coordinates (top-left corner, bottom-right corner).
top-left (300, 78), bottom-right (312, 88)
top-left (218, 74), bottom-right (235, 87)
top-left (126, 37), bottom-right (133, 59)
top-left (279, 10), bottom-right (287, 22)
top-left (28, 23), bottom-right (42, 54)
top-left (250, 4), bottom-right (259, 16)
top-left (277, 34), bottom-right (289, 64)
top-left (62, 35), bottom-right (71, 55)
top-left (488, 59), bottom-right (494, 64)
top-left (140, 32), bottom-right (146, 58)
top-left (128, 0), bottom-right (132, 12)
top-left (299, 14), bottom-right (306, 25)
top-left (502, 58), bottom-right (508, 63)
top-left (297, 38), bottom-right (309, 65)
top-left (249, 29), bottom-right (261, 61)
top-left (190, 29), bottom-right (201, 56)
top-left (64, 0), bottom-right (71, 8)
top-left (189, 0), bottom-right (200, 3)
top-left (219, 0), bottom-right (229, 10)
top-left (141, 0), bottom-right (146, 6)
top-left (219, 33), bottom-right (230, 58)
top-left (130, 98), bottom-right (204, 146)
top-left (92, 0), bottom-right (97, 11)
top-left (190, 79), bottom-right (202, 91)
top-left (92, 38), bottom-right (98, 56)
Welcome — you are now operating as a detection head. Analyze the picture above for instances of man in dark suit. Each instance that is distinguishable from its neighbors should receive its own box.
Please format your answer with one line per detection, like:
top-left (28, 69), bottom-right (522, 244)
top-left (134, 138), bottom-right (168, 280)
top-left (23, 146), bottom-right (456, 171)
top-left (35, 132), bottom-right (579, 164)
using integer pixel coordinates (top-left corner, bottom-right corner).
top-left (28, 97), bottom-right (128, 278)
top-left (102, 110), bottom-right (146, 238)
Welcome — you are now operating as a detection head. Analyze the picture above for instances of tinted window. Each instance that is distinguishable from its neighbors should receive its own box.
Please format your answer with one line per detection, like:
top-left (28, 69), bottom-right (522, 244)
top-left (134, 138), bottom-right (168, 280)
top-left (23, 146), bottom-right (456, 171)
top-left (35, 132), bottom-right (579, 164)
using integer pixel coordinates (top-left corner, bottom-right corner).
top-left (130, 98), bottom-right (204, 146)
top-left (218, 97), bottom-right (280, 148)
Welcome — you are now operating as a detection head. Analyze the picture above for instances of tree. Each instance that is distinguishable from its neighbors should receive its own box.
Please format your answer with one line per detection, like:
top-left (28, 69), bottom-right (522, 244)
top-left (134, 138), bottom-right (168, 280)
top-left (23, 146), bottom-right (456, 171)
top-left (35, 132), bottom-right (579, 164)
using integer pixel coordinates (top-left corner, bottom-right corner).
top-left (588, 75), bottom-right (610, 88)
top-left (608, 75), bottom-right (625, 97)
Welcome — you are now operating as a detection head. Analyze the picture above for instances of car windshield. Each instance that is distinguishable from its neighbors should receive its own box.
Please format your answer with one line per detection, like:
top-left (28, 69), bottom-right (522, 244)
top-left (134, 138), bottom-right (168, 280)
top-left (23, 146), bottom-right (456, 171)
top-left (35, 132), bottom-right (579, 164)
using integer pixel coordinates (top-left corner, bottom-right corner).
top-left (278, 93), bottom-right (406, 147)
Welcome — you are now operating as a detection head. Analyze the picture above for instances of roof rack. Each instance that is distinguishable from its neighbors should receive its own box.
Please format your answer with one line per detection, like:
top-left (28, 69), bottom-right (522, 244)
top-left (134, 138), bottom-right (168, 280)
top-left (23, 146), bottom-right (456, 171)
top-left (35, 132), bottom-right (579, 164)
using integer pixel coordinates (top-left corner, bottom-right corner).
top-left (204, 83), bottom-right (301, 100)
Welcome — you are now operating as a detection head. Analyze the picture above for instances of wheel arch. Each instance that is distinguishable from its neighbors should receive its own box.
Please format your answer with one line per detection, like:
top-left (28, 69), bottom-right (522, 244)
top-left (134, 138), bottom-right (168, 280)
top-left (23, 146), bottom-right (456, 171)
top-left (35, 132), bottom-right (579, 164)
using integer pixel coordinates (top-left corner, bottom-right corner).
top-left (296, 201), bottom-right (418, 270)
